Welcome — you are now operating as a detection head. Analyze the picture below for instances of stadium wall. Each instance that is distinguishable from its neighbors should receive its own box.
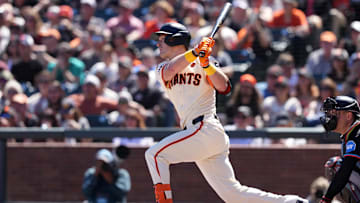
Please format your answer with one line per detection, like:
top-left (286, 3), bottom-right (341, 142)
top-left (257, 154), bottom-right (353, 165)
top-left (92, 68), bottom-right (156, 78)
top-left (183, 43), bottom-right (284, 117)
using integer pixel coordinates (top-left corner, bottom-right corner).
top-left (6, 143), bottom-right (340, 202)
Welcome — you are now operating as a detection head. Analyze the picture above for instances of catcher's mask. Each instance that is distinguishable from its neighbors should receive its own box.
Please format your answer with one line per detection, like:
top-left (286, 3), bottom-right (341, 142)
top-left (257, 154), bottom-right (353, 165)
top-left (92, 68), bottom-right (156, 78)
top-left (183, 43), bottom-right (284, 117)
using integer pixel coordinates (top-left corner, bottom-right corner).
top-left (320, 96), bottom-right (360, 132)
top-left (152, 22), bottom-right (191, 49)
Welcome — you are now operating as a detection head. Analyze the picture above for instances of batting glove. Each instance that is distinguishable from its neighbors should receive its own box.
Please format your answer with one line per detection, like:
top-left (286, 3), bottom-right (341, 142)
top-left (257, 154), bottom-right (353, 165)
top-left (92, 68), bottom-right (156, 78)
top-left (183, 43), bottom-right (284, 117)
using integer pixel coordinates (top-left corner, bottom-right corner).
top-left (193, 37), bottom-right (215, 56)
top-left (319, 196), bottom-right (332, 203)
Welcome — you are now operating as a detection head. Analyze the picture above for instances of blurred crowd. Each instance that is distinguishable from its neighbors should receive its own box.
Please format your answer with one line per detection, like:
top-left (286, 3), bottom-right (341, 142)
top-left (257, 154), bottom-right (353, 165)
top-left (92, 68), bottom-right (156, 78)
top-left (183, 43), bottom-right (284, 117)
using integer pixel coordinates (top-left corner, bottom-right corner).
top-left (0, 0), bottom-right (359, 135)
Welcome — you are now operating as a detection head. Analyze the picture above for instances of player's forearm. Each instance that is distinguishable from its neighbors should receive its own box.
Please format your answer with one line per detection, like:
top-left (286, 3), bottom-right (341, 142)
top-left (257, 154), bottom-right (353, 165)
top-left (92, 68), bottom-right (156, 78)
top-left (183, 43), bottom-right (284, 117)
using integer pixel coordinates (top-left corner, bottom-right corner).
top-left (208, 69), bottom-right (230, 93)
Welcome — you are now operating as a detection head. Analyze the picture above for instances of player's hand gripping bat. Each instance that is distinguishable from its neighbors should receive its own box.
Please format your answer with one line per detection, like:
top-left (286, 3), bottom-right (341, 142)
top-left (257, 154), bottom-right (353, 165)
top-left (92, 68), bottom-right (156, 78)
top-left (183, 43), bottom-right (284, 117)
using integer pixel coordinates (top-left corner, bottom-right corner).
top-left (199, 2), bottom-right (232, 57)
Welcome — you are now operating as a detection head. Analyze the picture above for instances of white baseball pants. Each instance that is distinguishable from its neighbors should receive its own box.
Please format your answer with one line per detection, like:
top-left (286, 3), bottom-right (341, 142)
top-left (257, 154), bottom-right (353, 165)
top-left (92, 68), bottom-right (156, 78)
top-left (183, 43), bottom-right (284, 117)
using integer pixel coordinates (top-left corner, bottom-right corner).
top-left (145, 116), bottom-right (307, 203)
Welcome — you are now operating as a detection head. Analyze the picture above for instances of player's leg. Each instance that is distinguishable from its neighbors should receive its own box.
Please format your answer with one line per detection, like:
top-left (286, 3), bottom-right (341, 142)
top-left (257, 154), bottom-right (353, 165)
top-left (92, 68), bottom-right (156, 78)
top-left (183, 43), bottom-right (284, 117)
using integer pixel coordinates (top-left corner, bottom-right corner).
top-left (145, 122), bottom-right (210, 202)
top-left (195, 151), bottom-right (308, 203)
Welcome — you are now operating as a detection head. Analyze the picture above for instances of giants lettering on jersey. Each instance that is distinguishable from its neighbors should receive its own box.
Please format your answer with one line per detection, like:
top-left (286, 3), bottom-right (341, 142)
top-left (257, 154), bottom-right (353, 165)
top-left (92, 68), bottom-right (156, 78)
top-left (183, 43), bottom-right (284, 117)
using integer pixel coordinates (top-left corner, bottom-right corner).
top-left (164, 73), bottom-right (202, 89)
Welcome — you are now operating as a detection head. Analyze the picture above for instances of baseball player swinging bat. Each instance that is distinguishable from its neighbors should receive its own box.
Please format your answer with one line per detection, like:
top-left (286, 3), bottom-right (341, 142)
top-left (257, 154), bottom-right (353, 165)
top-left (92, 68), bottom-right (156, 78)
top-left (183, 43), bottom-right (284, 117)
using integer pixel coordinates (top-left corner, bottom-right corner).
top-left (199, 2), bottom-right (232, 57)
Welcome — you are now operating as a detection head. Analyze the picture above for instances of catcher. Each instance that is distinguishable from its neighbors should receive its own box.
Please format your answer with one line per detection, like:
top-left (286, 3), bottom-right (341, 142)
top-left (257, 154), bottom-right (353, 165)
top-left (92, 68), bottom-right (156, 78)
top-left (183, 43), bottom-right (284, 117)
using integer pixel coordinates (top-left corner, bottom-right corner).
top-left (320, 96), bottom-right (360, 203)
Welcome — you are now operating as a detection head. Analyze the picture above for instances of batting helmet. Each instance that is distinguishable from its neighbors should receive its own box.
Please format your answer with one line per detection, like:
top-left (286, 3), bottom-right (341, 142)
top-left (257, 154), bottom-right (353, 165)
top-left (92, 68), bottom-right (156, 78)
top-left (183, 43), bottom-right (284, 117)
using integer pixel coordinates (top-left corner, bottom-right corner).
top-left (154, 23), bottom-right (191, 49)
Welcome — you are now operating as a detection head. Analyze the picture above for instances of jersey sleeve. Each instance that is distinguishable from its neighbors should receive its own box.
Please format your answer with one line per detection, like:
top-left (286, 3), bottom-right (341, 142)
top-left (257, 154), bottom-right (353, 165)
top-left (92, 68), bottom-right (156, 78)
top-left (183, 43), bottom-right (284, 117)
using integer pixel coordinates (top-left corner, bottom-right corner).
top-left (344, 136), bottom-right (360, 159)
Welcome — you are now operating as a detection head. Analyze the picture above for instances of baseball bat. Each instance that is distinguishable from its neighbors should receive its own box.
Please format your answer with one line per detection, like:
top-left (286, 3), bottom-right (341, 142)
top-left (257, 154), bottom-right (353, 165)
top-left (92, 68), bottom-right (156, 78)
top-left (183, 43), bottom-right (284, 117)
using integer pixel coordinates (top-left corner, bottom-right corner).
top-left (199, 2), bottom-right (232, 57)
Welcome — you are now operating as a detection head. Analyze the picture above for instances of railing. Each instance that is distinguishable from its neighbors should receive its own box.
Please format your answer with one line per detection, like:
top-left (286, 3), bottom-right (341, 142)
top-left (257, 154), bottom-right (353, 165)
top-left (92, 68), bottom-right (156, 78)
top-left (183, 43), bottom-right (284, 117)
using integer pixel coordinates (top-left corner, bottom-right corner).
top-left (0, 127), bottom-right (340, 202)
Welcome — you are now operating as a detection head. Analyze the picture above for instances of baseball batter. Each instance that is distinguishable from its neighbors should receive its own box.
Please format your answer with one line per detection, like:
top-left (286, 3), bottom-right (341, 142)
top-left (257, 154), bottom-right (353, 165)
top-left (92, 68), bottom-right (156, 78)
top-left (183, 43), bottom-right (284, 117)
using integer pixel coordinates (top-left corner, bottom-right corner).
top-left (145, 22), bottom-right (307, 203)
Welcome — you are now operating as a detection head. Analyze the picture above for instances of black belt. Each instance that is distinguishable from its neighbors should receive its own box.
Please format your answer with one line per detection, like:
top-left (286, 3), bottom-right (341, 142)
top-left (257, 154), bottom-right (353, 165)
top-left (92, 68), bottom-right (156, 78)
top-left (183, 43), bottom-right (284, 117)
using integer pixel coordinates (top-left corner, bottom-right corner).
top-left (192, 115), bottom-right (204, 125)
top-left (183, 114), bottom-right (218, 130)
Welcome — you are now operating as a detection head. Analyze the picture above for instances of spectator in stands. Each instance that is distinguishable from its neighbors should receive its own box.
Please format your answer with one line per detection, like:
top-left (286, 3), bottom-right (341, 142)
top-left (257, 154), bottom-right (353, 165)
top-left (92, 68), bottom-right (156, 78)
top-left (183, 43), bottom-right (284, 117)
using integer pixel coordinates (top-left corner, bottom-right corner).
top-left (183, 2), bottom-right (207, 38)
top-left (60, 99), bottom-right (90, 130)
top-left (305, 78), bottom-right (338, 127)
top-left (139, 48), bottom-right (158, 88)
top-left (342, 52), bottom-right (360, 98)
top-left (22, 6), bottom-right (45, 43)
top-left (297, 0), bottom-right (332, 29)
top-left (328, 4), bottom-right (347, 40)
top-left (0, 7), bottom-right (10, 56)
top-left (47, 42), bottom-right (85, 92)
top-left (235, 8), bottom-right (272, 65)
top-left (124, 108), bottom-right (146, 129)
top-left (47, 81), bottom-right (65, 113)
top-left (259, 0), bottom-right (284, 14)
top-left (327, 48), bottom-right (349, 88)
top-left (4, 36), bottom-right (21, 69)
top-left (224, 106), bottom-right (255, 131)
top-left (27, 70), bottom-right (53, 116)
top-left (3, 80), bottom-right (22, 104)
top-left (0, 3), bottom-right (14, 27)
top-left (38, 28), bottom-right (61, 58)
top-left (268, 0), bottom-right (309, 37)
top-left (276, 53), bottom-right (298, 91)
top-left (132, 69), bottom-right (162, 111)
top-left (194, 16), bottom-right (237, 50)
top-left (80, 28), bottom-right (108, 71)
top-left (274, 112), bottom-right (293, 127)
top-left (106, 0), bottom-right (144, 42)
top-left (59, 5), bottom-right (74, 21)
top-left (263, 76), bottom-right (302, 127)
top-left (226, 74), bottom-right (263, 124)
top-left (306, 31), bottom-right (338, 81)
top-left (225, 105), bottom-right (270, 146)
top-left (89, 44), bottom-right (118, 84)
top-left (8, 93), bottom-right (38, 127)
top-left (11, 34), bottom-right (43, 87)
top-left (68, 74), bottom-right (117, 126)
top-left (108, 91), bottom-right (147, 127)
top-left (258, 64), bottom-right (283, 98)
top-left (229, 0), bottom-right (251, 32)
top-left (143, 0), bottom-right (175, 39)
top-left (268, 0), bottom-right (309, 66)
top-left (0, 70), bottom-right (13, 108)
top-left (109, 56), bottom-right (137, 94)
top-left (124, 45), bottom-right (142, 68)
top-left (345, 21), bottom-right (360, 65)
top-left (110, 28), bottom-right (128, 59)
top-left (94, 71), bottom-right (119, 101)
top-left (74, 0), bottom-right (105, 31)
top-left (38, 108), bottom-right (59, 129)
top-left (108, 93), bottom-right (132, 127)
top-left (43, 5), bottom-right (60, 30)
top-left (293, 68), bottom-right (319, 117)
top-left (82, 148), bottom-right (131, 203)
top-left (57, 6), bottom-right (78, 42)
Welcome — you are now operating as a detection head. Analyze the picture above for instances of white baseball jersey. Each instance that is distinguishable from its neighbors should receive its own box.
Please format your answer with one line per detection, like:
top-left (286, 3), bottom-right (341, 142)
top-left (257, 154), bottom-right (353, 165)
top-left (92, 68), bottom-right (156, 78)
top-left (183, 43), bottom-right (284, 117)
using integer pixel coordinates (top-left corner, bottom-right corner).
top-left (145, 58), bottom-right (307, 203)
top-left (156, 59), bottom-right (216, 128)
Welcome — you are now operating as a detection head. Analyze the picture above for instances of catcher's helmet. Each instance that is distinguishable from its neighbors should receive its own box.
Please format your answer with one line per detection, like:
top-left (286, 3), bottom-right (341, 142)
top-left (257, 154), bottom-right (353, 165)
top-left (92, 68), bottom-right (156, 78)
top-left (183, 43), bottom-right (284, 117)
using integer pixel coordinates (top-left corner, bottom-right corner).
top-left (321, 96), bottom-right (360, 117)
top-left (154, 23), bottom-right (191, 49)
